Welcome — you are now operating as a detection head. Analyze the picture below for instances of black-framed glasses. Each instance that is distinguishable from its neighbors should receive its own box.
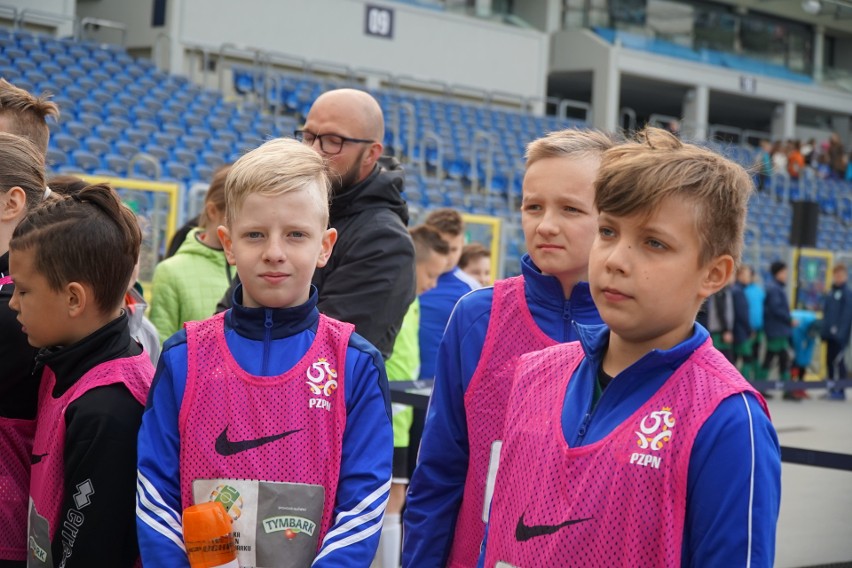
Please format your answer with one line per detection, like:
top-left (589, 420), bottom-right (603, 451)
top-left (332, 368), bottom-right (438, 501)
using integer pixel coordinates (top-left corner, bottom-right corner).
top-left (294, 130), bottom-right (374, 155)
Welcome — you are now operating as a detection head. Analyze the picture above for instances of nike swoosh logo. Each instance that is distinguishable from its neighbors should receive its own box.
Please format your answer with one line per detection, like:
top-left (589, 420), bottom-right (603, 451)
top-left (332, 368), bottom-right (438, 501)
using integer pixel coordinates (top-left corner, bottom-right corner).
top-left (515, 512), bottom-right (592, 542)
top-left (215, 426), bottom-right (302, 456)
top-left (31, 453), bottom-right (48, 465)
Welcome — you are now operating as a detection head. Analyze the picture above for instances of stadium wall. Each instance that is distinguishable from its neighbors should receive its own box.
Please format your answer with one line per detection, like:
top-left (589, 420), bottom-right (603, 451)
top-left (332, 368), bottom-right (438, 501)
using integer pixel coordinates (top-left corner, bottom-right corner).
top-left (76, 0), bottom-right (549, 102)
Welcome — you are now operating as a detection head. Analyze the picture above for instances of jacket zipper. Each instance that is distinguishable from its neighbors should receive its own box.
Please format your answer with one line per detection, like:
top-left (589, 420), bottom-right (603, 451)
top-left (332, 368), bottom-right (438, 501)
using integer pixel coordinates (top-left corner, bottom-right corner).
top-left (263, 310), bottom-right (273, 375)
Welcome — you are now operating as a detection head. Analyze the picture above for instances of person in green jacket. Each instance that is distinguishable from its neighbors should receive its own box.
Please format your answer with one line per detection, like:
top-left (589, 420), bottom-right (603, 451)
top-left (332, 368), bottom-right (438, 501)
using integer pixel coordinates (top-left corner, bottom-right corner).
top-left (377, 224), bottom-right (449, 568)
top-left (149, 165), bottom-right (234, 343)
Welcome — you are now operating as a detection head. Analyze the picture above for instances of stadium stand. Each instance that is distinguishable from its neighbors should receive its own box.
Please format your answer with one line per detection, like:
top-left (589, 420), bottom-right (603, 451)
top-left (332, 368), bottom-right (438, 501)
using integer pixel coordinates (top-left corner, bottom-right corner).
top-left (0, 25), bottom-right (849, 278)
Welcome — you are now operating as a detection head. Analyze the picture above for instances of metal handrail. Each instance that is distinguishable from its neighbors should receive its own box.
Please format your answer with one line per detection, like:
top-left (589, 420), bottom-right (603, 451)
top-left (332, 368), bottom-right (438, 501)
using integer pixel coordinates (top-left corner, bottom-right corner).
top-left (392, 101), bottom-right (416, 161)
top-left (620, 106), bottom-right (637, 133)
top-left (252, 49), bottom-right (272, 107)
top-left (0, 5), bottom-right (17, 23)
top-left (154, 31), bottom-right (171, 72)
top-left (80, 17), bottom-right (127, 46)
top-left (558, 98), bottom-right (592, 123)
top-left (471, 130), bottom-right (494, 195)
top-left (15, 8), bottom-right (77, 38)
top-left (216, 42), bottom-right (241, 93)
top-left (129, 153), bottom-right (162, 181)
top-left (708, 123), bottom-right (744, 144)
top-left (419, 130), bottom-right (443, 180)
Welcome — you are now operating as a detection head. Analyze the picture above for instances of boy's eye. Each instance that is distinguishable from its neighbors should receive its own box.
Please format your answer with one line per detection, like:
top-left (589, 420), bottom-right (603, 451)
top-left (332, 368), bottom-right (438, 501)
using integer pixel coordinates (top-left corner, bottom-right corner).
top-left (564, 206), bottom-right (580, 213)
top-left (647, 238), bottom-right (667, 250)
top-left (522, 203), bottom-right (541, 212)
top-left (289, 231), bottom-right (306, 239)
top-left (598, 227), bottom-right (615, 238)
top-left (246, 231), bottom-right (264, 239)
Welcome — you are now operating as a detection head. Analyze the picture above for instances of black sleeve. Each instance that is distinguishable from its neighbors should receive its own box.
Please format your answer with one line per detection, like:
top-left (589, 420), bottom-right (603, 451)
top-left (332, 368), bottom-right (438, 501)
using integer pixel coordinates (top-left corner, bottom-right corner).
top-left (316, 221), bottom-right (416, 359)
top-left (54, 384), bottom-right (144, 567)
top-left (0, 291), bottom-right (39, 419)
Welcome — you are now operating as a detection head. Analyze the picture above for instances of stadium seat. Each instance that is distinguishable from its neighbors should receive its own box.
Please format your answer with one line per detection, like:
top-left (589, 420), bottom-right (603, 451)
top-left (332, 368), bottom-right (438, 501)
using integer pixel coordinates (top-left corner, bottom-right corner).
top-left (103, 153), bottom-right (130, 175)
top-left (52, 132), bottom-right (81, 153)
top-left (70, 149), bottom-right (101, 173)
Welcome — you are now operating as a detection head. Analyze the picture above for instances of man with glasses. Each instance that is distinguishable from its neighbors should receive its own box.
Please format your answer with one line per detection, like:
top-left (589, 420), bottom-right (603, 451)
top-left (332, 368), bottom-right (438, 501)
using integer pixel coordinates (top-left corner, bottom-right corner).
top-left (298, 88), bottom-right (415, 359)
top-left (219, 88), bottom-right (415, 362)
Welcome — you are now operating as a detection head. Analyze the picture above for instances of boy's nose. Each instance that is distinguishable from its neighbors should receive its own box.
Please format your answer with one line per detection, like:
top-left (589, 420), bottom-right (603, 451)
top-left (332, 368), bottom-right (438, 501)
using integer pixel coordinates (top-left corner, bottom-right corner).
top-left (263, 240), bottom-right (286, 262)
top-left (536, 213), bottom-right (559, 236)
top-left (603, 241), bottom-right (630, 274)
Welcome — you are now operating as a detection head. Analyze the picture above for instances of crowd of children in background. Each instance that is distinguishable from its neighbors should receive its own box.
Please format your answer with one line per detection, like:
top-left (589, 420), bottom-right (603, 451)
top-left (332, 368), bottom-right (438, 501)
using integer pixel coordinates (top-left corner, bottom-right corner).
top-left (755, 132), bottom-right (851, 189)
top-left (3, 75), bottom-right (851, 568)
top-left (703, 259), bottom-right (851, 402)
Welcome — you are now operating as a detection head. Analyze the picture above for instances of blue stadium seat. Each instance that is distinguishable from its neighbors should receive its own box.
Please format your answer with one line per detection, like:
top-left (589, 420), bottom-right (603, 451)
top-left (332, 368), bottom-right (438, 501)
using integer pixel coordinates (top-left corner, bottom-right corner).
top-left (103, 153), bottom-right (130, 175)
top-left (46, 147), bottom-right (69, 169)
top-left (52, 132), bottom-right (80, 153)
top-left (142, 143), bottom-right (170, 162)
top-left (114, 140), bottom-right (140, 160)
top-left (70, 149), bottom-right (101, 173)
top-left (165, 161), bottom-right (192, 181)
top-left (83, 136), bottom-right (112, 156)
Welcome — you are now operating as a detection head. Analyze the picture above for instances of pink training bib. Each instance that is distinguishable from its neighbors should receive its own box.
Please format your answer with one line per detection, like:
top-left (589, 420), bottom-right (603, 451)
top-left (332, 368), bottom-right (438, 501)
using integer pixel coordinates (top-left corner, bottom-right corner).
top-left (448, 276), bottom-right (557, 568)
top-left (484, 340), bottom-right (768, 567)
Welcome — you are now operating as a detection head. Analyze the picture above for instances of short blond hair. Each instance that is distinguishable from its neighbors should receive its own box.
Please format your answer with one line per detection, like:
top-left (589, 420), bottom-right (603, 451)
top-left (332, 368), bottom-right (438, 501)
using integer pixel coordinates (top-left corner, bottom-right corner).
top-left (0, 79), bottom-right (60, 156)
top-left (224, 138), bottom-right (330, 227)
top-left (525, 128), bottom-right (618, 168)
top-left (595, 127), bottom-right (752, 266)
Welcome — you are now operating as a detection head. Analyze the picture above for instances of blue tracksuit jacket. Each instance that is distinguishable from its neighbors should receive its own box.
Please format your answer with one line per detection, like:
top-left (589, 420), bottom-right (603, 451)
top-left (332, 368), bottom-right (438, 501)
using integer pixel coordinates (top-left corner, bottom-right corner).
top-left (477, 323), bottom-right (781, 567)
top-left (136, 286), bottom-right (393, 567)
top-left (403, 254), bottom-right (601, 567)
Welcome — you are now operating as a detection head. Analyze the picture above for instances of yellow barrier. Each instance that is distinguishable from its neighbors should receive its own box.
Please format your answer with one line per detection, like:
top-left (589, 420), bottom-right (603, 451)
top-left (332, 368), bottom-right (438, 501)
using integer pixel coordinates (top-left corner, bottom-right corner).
top-left (462, 213), bottom-right (502, 284)
top-left (77, 175), bottom-right (181, 295)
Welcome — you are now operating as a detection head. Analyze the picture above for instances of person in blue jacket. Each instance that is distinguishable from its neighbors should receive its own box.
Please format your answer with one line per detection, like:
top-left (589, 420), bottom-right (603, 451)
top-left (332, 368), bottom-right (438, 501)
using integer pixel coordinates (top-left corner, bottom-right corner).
top-left (821, 263), bottom-right (851, 399)
top-left (136, 139), bottom-right (393, 568)
top-left (732, 265), bottom-right (755, 379)
top-left (762, 260), bottom-right (797, 399)
top-left (418, 208), bottom-right (480, 380)
top-left (403, 129), bottom-right (617, 568)
top-left (478, 126), bottom-right (780, 568)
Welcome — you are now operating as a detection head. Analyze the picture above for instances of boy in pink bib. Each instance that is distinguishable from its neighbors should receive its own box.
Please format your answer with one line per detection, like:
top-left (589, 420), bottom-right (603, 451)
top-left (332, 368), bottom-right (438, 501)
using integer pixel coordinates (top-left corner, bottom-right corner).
top-left (8, 184), bottom-right (154, 568)
top-left (479, 127), bottom-right (781, 568)
top-left (136, 138), bottom-right (393, 568)
top-left (405, 130), bottom-right (617, 568)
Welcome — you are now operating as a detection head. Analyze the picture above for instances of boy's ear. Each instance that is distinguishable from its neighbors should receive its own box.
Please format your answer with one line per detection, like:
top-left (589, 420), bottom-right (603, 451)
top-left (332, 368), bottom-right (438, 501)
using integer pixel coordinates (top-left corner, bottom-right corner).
top-left (66, 282), bottom-right (88, 318)
top-left (1, 187), bottom-right (27, 222)
top-left (217, 225), bottom-right (236, 266)
top-left (699, 255), bottom-right (735, 299)
top-left (317, 228), bottom-right (338, 269)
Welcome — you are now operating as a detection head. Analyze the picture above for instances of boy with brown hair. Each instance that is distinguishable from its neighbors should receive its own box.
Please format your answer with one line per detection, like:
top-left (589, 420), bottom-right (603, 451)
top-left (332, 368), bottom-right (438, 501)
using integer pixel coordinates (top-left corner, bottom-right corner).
top-left (0, 78), bottom-right (59, 156)
top-left (478, 127), bottom-right (780, 567)
top-left (137, 138), bottom-right (392, 568)
top-left (418, 207), bottom-right (478, 380)
top-left (458, 242), bottom-right (491, 288)
top-left (380, 224), bottom-right (449, 568)
top-left (9, 184), bottom-right (154, 567)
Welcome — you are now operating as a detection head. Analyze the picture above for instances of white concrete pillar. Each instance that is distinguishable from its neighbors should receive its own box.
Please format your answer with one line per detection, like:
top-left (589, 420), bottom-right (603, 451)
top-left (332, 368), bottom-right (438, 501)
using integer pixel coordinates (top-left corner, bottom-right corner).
top-left (770, 101), bottom-right (796, 141)
top-left (813, 25), bottom-right (824, 82)
top-left (592, 50), bottom-right (619, 132)
top-left (682, 85), bottom-right (709, 141)
top-left (475, 0), bottom-right (492, 18)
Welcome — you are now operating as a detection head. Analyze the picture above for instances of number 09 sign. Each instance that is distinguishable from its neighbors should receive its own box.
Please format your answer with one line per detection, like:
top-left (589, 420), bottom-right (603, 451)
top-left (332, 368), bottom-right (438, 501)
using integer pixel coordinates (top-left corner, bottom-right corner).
top-left (365, 4), bottom-right (394, 39)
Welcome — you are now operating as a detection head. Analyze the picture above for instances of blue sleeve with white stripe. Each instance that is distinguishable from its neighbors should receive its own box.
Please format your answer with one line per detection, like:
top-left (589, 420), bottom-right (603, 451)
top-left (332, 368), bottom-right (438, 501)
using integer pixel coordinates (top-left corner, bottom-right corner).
top-left (683, 392), bottom-right (781, 567)
top-left (313, 335), bottom-right (393, 567)
top-left (136, 333), bottom-right (190, 567)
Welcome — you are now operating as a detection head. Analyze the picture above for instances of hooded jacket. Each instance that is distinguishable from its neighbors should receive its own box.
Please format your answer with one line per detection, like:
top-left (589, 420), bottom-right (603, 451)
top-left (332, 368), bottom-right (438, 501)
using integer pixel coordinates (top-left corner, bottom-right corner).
top-left (149, 228), bottom-right (234, 343)
top-left (312, 157), bottom-right (415, 359)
